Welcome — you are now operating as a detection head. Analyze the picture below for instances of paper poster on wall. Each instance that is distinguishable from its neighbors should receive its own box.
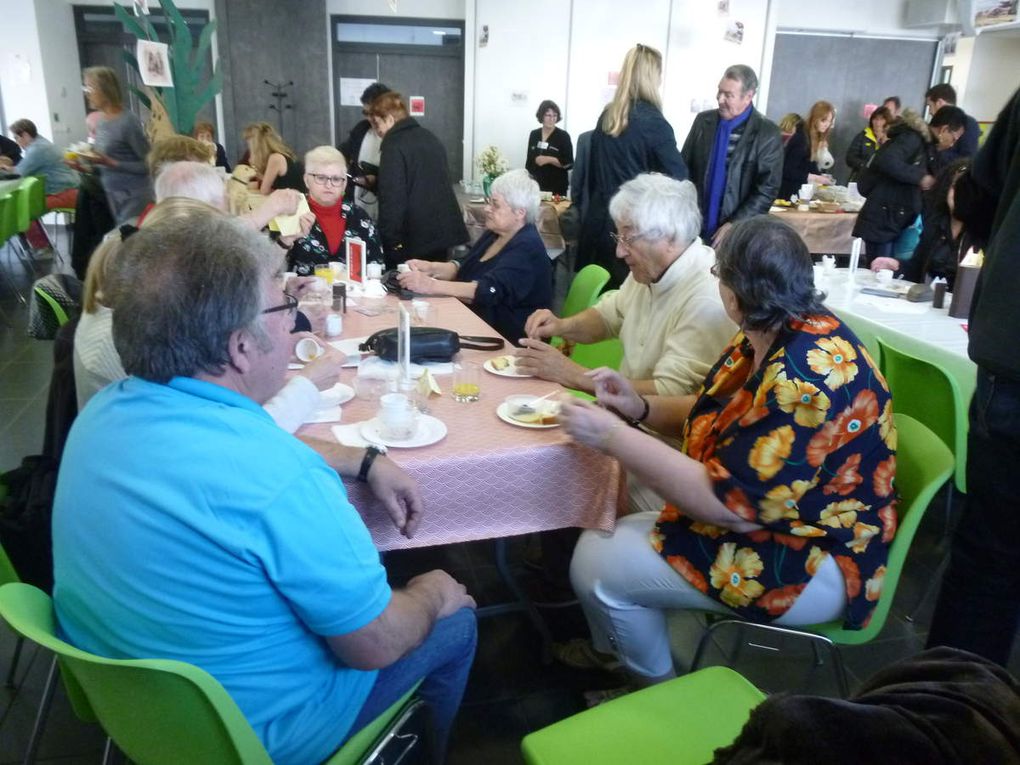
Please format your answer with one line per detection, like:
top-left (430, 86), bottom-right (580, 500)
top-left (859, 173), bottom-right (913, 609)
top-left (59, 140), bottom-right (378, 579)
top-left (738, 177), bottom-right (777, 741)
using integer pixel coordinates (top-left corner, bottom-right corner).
top-left (339, 78), bottom-right (375, 107)
top-left (723, 20), bottom-right (744, 44)
top-left (137, 40), bottom-right (172, 88)
top-left (479, 25), bottom-right (489, 47)
top-left (510, 91), bottom-right (529, 106)
top-left (717, 0), bottom-right (730, 15)
top-left (975, 0), bottom-right (1018, 27)
top-left (409, 96), bottom-right (425, 116)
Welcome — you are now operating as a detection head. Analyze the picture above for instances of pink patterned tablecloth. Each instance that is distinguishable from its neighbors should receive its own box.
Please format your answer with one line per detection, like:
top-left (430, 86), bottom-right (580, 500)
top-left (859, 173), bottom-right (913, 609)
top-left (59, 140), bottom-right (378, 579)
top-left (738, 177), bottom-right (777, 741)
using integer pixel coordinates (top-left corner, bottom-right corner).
top-left (300, 296), bottom-right (624, 551)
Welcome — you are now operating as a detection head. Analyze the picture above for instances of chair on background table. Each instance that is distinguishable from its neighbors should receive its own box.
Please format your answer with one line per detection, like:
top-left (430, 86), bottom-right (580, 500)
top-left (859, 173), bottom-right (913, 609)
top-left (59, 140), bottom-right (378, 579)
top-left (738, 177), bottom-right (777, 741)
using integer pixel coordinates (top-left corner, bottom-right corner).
top-left (520, 666), bottom-right (765, 765)
top-left (688, 413), bottom-right (954, 697)
top-left (0, 582), bottom-right (423, 765)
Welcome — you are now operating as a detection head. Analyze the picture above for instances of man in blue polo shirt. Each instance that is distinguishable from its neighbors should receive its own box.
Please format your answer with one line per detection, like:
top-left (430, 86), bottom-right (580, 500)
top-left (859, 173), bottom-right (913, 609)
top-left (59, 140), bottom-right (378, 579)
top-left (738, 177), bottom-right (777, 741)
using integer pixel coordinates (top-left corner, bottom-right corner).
top-left (52, 211), bottom-right (477, 764)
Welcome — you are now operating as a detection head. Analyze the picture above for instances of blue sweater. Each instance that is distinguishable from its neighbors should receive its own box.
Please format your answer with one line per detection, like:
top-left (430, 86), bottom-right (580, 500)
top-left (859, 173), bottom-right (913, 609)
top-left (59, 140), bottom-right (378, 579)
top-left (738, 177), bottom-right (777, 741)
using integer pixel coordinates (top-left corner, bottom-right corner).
top-left (457, 223), bottom-right (552, 344)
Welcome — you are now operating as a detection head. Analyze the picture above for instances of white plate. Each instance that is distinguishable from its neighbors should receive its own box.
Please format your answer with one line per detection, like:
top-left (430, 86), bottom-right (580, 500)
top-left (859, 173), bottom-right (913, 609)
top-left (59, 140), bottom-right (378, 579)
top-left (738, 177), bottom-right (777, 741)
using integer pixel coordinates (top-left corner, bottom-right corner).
top-left (484, 356), bottom-right (533, 378)
top-left (359, 415), bottom-right (448, 448)
top-left (496, 402), bottom-right (560, 429)
top-left (318, 383), bottom-right (355, 409)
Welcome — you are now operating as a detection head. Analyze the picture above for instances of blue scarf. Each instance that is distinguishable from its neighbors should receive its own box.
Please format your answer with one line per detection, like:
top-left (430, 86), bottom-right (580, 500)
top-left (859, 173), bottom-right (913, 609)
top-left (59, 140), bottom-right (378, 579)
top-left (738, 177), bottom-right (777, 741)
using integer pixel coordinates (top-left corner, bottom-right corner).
top-left (705, 105), bottom-right (752, 236)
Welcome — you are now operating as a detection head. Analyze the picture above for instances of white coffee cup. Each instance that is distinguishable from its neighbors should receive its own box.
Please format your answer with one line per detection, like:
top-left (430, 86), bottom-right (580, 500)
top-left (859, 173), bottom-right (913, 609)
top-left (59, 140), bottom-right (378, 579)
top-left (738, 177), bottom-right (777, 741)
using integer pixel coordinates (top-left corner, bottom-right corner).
top-left (822, 255), bottom-right (836, 273)
top-left (378, 393), bottom-right (417, 441)
top-left (367, 262), bottom-right (383, 280)
top-left (799, 183), bottom-right (814, 201)
top-left (295, 337), bottom-right (323, 362)
top-left (876, 268), bottom-right (894, 284)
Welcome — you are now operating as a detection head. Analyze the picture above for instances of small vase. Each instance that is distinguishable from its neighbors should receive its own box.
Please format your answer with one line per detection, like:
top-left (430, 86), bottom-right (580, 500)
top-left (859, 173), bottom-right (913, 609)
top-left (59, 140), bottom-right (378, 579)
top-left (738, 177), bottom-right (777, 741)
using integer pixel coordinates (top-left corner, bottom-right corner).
top-left (482, 174), bottom-right (494, 199)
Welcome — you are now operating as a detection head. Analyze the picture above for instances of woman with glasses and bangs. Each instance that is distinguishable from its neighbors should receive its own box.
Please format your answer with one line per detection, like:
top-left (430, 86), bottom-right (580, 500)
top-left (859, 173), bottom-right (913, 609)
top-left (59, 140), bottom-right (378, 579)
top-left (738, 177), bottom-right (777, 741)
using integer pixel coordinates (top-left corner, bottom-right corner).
top-left (285, 145), bottom-right (384, 276)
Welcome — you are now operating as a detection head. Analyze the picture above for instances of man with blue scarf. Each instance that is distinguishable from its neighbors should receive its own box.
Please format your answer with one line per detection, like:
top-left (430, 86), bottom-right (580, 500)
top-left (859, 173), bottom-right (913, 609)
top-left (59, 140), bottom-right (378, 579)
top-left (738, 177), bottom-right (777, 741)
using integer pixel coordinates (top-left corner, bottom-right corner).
top-left (681, 65), bottom-right (783, 247)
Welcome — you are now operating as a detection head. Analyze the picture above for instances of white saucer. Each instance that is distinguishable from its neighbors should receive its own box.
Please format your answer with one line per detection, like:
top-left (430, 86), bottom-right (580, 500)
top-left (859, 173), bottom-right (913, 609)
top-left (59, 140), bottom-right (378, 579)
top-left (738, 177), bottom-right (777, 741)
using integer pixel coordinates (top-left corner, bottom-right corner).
top-left (318, 382), bottom-right (355, 409)
top-left (496, 402), bottom-right (560, 429)
top-left (328, 337), bottom-right (369, 368)
top-left (484, 356), bottom-right (533, 378)
top-left (360, 415), bottom-right (448, 447)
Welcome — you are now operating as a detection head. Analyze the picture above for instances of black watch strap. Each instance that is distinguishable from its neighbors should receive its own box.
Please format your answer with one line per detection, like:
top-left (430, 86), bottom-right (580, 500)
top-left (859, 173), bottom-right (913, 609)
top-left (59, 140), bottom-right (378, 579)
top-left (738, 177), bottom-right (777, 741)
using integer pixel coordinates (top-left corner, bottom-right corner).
top-left (623, 396), bottom-right (650, 427)
top-left (357, 446), bottom-right (383, 482)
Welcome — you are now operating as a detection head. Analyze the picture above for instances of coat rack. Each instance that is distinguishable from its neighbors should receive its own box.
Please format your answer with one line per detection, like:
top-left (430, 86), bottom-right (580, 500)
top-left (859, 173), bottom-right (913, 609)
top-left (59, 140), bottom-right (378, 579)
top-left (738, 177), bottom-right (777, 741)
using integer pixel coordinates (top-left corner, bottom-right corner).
top-left (264, 79), bottom-right (294, 135)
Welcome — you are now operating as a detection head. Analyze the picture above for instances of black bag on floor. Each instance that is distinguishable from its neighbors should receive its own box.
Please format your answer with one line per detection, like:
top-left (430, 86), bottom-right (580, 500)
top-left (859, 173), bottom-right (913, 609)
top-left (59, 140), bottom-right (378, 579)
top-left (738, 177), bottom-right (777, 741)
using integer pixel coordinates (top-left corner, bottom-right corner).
top-left (0, 455), bottom-right (57, 593)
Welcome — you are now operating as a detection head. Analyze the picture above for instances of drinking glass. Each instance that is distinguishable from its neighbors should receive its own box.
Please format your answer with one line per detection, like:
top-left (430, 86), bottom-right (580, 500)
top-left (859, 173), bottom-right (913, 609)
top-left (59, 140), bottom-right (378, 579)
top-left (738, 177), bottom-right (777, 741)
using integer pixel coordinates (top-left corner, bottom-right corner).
top-left (452, 362), bottom-right (480, 402)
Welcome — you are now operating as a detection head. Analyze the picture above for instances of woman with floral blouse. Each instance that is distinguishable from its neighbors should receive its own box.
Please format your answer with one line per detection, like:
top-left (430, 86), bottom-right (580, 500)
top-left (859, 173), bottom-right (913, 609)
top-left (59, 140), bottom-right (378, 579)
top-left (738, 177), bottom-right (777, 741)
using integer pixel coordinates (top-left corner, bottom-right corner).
top-left (560, 215), bottom-right (896, 688)
top-left (286, 146), bottom-right (383, 276)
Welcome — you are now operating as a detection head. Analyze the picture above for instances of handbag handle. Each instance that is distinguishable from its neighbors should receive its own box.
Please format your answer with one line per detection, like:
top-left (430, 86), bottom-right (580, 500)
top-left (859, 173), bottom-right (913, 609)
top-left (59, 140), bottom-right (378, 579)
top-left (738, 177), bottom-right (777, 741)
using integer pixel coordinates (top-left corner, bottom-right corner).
top-left (457, 335), bottom-right (504, 351)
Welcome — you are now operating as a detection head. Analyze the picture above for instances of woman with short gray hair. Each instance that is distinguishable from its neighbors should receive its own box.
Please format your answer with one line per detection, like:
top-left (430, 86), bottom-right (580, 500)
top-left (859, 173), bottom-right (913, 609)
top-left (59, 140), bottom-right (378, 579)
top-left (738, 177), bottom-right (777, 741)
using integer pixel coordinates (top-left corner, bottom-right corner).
top-left (397, 169), bottom-right (552, 343)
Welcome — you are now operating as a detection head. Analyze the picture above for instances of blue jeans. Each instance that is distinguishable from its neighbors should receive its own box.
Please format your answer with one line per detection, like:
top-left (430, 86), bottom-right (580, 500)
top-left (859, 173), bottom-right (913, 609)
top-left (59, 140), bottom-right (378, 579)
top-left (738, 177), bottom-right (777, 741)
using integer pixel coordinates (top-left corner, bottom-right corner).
top-left (864, 239), bottom-right (893, 265)
top-left (927, 368), bottom-right (1020, 665)
top-left (346, 607), bottom-right (477, 762)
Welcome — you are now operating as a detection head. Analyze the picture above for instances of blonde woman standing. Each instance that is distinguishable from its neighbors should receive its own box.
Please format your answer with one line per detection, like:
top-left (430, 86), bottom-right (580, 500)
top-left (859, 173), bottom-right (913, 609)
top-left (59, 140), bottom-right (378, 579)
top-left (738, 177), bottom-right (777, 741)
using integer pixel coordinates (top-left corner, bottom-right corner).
top-left (243, 122), bottom-right (306, 194)
top-left (577, 44), bottom-right (686, 287)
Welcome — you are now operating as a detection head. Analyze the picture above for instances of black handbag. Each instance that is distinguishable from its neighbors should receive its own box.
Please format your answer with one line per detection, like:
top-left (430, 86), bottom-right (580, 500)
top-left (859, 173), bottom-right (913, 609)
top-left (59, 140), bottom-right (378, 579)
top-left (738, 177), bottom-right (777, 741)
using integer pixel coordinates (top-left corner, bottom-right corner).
top-left (359, 327), bottom-right (504, 363)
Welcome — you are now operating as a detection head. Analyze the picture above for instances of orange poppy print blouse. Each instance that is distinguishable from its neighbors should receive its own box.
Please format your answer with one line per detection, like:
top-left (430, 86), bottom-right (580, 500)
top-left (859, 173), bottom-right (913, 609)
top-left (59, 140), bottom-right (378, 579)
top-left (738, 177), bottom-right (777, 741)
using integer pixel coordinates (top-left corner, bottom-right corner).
top-left (652, 312), bottom-right (897, 629)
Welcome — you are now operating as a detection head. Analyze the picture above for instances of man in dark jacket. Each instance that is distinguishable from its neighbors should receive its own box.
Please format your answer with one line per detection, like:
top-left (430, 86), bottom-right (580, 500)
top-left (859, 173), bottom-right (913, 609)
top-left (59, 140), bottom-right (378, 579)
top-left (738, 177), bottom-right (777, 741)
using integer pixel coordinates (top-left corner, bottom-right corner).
top-left (927, 86), bottom-right (1020, 668)
top-left (926, 83), bottom-right (980, 163)
top-left (680, 65), bottom-right (783, 247)
top-left (338, 81), bottom-right (389, 209)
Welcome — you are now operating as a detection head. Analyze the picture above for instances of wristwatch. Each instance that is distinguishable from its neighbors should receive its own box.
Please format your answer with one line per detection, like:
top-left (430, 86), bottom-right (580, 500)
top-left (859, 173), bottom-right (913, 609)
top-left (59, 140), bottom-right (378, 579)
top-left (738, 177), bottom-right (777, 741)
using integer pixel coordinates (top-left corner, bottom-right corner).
top-left (357, 446), bottom-right (384, 482)
top-left (624, 396), bottom-right (650, 427)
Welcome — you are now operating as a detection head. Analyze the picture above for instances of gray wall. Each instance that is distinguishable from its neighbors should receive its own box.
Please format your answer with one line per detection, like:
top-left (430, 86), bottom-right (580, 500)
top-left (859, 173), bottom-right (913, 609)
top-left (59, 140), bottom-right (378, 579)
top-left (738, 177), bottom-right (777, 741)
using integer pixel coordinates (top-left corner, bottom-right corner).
top-left (768, 33), bottom-right (939, 185)
top-left (215, 0), bottom-right (331, 165)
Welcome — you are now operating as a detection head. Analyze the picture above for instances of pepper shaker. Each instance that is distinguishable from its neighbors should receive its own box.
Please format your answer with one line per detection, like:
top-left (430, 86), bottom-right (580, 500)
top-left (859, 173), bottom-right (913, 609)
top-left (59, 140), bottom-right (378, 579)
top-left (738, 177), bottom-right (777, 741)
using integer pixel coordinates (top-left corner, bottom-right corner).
top-left (333, 282), bottom-right (347, 314)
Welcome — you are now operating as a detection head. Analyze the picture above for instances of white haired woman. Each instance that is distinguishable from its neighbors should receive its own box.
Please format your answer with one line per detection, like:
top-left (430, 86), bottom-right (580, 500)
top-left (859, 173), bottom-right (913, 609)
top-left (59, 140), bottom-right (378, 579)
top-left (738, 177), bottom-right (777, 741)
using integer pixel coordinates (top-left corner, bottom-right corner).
top-left (287, 146), bottom-right (384, 276)
top-left (397, 169), bottom-right (552, 344)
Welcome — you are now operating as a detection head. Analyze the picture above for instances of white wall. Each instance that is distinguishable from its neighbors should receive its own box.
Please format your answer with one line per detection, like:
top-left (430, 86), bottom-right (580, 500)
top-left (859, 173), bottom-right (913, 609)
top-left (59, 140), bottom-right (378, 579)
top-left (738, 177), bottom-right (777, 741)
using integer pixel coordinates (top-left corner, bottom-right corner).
top-left (471, 0), bottom-right (571, 172)
top-left (35, 0), bottom-right (87, 146)
top-left (961, 33), bottom-right (1020, 119)
top-left (1, 0), bottom-right (51, 139)
top-left (775, 0), bottom-right (933, 37)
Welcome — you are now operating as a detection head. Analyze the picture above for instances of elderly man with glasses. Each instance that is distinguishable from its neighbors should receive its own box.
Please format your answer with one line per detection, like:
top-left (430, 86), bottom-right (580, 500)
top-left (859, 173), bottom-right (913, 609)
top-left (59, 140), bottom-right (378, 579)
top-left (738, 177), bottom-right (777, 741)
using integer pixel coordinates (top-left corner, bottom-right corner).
top-left (286, 145), bottom-right (385, 276)
top-left (53, 210), bottom-right (478, 765)
top-left (517, 173), bottom-right (735, 513)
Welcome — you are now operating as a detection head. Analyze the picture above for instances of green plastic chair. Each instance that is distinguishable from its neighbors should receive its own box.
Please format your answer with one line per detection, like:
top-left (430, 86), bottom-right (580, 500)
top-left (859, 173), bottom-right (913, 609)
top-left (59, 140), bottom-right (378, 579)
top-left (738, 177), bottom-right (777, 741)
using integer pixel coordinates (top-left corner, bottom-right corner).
top-left (689, 413), bottom-right (954, 696)
top-left (1, 191), bottom-right (36, 283)
top-left (877, 336), bottom-right (966, 494)
top-left (0, 544), bottom-right (25, 688)
top-left (22, 175), bottom-right (48, 223)
top-left (561, 264), bottom-right (611, 320)
top-left (0, 582), bottom-right (421, 765)
top-left (520, 666), bottom-right (765, 765)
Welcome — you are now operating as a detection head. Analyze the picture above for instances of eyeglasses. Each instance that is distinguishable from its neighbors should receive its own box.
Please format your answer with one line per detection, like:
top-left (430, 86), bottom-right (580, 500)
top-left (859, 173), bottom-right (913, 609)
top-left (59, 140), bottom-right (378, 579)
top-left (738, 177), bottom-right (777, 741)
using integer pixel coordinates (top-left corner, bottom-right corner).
top-left (308, 173), bottom-right (346, 187)
top-left (262, 292), bottom-right (298, 316)
top-left (610, 231), bottom-right (648, 249)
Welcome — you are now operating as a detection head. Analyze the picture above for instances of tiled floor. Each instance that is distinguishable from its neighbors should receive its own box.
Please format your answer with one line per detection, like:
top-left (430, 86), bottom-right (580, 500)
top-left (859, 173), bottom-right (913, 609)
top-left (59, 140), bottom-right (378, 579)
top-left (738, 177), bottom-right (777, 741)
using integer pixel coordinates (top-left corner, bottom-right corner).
top-left (1, 240), bottom-right (1017, 764)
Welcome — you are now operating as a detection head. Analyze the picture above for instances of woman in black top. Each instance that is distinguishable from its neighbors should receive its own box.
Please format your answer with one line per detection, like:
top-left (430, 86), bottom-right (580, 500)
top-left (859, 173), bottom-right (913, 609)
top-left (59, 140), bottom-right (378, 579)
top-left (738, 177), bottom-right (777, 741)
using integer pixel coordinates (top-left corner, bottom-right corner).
top-left (845, 106), bottom-right (890, 183)
top-left (578, 44), bottom-right (687, 288)
top-left (525, 100), bottom-right (573, 196)
top-left (243, 121), bottom-right (306, 194)
top-left (779, 100), bottom-right (836, 199)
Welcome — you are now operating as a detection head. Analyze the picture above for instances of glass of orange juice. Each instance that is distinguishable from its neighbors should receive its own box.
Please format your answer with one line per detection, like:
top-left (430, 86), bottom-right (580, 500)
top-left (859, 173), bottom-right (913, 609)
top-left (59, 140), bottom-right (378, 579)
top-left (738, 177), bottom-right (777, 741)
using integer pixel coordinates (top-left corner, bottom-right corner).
top-left (452, 362), bottom-right (481, 402)
top-left (314, 265), bottom-right (334, 285)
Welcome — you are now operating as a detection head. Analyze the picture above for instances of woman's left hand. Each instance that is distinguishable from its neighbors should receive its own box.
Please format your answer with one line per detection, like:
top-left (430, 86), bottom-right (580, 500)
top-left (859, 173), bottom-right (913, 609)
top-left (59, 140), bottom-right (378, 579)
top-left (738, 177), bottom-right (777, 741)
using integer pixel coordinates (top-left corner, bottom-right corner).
top-left (560, 398), bottom-right (625, 451)
top-left (398, 269), bottom-right (436, 294)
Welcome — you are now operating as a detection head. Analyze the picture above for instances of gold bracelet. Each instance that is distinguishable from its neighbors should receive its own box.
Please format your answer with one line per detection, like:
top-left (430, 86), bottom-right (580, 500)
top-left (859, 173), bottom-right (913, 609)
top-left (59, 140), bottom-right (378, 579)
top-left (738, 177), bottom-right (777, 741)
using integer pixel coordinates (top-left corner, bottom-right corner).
top-left (599, 420), bottom-right (625, 451)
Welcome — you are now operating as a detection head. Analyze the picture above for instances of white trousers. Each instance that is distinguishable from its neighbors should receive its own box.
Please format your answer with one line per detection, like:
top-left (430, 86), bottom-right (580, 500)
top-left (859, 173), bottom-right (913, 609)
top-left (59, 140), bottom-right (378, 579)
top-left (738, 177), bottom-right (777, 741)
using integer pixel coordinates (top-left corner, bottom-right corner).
top-left (570, 511), bottom-right (847, 678)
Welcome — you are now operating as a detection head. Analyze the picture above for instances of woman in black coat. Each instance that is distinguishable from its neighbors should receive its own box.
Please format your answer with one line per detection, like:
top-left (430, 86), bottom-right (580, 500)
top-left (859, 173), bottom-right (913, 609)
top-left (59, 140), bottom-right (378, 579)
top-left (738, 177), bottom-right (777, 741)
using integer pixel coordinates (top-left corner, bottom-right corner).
top-left (852, 109), bottom-right (936, 263)
top-left (578, 44), bottom-right (687, 288)
top-left (525, 99), bottom-right (573, 196)
top-left (367, 91), bottom-right (469, 268)
top-left (845, 106), bottom-right (891, 183)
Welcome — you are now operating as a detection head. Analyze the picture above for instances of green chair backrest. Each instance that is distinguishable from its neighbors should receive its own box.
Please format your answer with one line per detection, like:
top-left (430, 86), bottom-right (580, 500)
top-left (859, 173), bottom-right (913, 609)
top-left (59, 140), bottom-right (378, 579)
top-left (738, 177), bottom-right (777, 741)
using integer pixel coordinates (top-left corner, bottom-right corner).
top-left (0, 193), bottom-right (17, 243)
top-left (0, 582), bottom-right (275, 765)
top-left (570, 338), bottom-right (623, 372)
top-left (0, 545), bottom-right (21, 587)
top-left (23, 176), bottom-right (47, 221)
top-left (521, 665), bottom-right (765, 765)
top-left (876, 336), bottom-right (966, 493)
top-left (12, 182), bottom-right (32, 234)
top-left (562, 264), bottom-right (610, 319)
top-left (0, 582), bottom-right (420, 765)
top-left (815, 412), bottom-right (953, 645)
